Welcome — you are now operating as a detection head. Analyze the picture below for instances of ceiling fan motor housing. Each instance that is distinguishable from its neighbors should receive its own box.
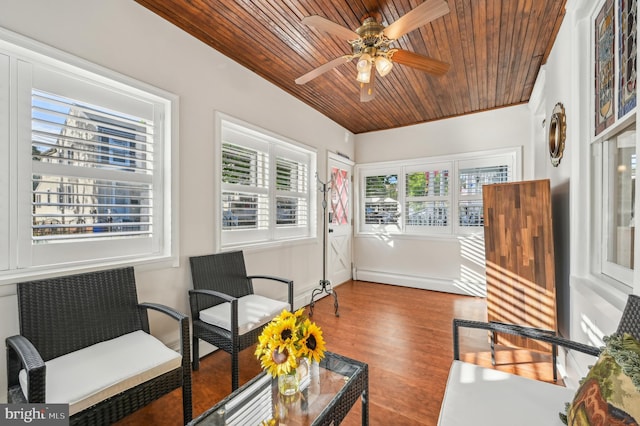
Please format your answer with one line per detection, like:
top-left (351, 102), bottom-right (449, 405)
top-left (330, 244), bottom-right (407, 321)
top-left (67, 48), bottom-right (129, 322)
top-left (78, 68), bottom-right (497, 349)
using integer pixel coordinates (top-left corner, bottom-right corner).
top-left (356, 17), bottom-right (385, 44)
top-left (352, 17), bottom-right (394, 58)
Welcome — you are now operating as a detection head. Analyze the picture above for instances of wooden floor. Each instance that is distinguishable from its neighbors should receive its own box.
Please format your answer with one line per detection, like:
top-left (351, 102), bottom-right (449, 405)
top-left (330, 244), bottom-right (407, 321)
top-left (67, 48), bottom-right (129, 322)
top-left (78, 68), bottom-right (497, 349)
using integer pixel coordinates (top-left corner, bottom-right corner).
top-left (117, 281), bottom-right (561, 425)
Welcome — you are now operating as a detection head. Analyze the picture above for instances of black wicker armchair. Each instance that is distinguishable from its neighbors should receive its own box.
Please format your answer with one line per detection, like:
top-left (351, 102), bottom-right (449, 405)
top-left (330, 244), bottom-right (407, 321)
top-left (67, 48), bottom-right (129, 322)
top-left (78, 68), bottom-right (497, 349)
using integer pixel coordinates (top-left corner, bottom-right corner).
top-left (437, 294), bottom-right (640, 425)
top-left (452, 293), bottom-right (640, 362)
top-left (189, 251), bottom-right (294, 391)
top-left (5, 267), bottom-right (192, 425)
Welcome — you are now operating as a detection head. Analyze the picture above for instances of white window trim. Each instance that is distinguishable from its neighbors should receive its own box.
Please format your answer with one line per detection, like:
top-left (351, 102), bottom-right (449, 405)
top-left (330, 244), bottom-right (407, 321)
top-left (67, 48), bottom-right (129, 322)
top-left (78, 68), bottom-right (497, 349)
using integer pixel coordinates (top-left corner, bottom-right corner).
top-left (215, 112), bottom-right (317, 251)
top-left (0, 27), bottom-right (179, 286)
top-left (585, 0), bottom-right (638, 290)
top-left (355, 147), bottom-right (521, 237)
top-left (595, 120), bottom-right (636, 287)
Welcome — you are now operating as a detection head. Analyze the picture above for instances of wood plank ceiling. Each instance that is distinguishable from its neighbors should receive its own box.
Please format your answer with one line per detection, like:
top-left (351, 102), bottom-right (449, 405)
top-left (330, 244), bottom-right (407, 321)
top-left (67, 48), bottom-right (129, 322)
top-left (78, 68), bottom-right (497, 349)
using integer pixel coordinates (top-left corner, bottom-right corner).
top-left (135, 0), bottom-right (566, 134)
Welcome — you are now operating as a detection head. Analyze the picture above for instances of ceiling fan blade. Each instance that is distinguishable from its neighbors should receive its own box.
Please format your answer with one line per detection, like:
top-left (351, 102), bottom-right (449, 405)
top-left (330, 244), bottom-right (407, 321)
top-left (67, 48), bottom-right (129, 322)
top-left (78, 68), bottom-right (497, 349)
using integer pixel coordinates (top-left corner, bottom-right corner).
top-left (360, 70), bottom-right (376, 102)
top-left (392, 49), bottom-right (449, 76)
top-left (295, 55), bottom-right (354, 85)
top-left (383, 0), bottom-right (450, 40)
top-left (301, 15), bottom-right (359, 40)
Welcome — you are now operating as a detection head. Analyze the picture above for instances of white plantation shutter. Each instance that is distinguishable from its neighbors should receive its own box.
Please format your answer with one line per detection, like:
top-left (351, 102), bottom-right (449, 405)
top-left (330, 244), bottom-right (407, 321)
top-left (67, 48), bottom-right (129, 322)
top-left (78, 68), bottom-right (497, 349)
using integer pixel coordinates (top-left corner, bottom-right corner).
top-left (458, 161), bottom-right (511, 230)
top-left (405, 164), bottom-right (451, 233)
top-left (220, 116), bottom-right (315, 247)
top-left (31, 90), bottom-right (154, 241)
top-left (275, 149), bottom-right (309, 232)
top-left (0, 30), bottom-right (176, 274)
top-left (0, 53), bottom-right (8, 271)
top-left (357, 149), bottom-right (518, 236)
top-left (222, 142), bottom-right (269, 230)
top-left (363, 173), bottom-right (400, 230)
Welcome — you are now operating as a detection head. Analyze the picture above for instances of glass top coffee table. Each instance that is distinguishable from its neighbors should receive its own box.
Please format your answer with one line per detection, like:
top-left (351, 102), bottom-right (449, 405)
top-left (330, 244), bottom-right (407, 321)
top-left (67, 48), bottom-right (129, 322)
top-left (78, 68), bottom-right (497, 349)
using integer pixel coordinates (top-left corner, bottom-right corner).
top-left (188, 351), bottom-right (368, 426)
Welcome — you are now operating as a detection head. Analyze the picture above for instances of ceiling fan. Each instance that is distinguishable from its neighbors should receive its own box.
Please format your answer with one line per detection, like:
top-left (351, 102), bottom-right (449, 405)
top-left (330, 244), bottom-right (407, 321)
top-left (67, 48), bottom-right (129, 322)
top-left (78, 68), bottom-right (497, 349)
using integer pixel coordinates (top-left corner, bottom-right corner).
top-left (295, 0), bottom-right (451, 102)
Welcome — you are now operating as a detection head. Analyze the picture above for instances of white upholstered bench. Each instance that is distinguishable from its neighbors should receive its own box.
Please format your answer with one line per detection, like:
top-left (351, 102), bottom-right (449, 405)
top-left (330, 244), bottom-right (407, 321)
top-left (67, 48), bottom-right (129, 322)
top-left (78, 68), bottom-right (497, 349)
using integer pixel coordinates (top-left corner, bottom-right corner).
top-left (438, 298), bottom-right (640, 426)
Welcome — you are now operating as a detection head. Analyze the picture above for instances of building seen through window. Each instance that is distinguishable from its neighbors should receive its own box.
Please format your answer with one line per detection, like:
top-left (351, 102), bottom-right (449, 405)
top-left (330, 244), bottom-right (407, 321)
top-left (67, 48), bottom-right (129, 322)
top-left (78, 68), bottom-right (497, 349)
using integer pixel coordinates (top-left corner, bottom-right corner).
top-left (31, 90), bottom-right (152, 241)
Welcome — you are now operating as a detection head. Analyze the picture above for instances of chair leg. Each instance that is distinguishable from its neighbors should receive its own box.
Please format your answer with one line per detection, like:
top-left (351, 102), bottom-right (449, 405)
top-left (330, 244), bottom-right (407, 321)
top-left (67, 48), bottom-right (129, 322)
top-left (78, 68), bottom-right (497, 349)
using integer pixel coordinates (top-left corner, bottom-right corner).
top-left (232, 350), bottom-right (239, 391)
top-left (192, 336), bottom-right (200, 371)
top-left (552, 343), bottom-right (558, 382)
top-left (490, 330), bottom-right (496, 366)
top-left (183, 373), bottom-right (193, 423)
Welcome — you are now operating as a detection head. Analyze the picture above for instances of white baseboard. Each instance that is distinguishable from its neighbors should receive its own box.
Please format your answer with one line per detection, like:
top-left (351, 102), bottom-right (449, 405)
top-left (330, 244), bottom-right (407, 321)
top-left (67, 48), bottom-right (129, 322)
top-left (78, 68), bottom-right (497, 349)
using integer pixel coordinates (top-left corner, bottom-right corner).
top-left (354, 269), bottom-right (486, 297)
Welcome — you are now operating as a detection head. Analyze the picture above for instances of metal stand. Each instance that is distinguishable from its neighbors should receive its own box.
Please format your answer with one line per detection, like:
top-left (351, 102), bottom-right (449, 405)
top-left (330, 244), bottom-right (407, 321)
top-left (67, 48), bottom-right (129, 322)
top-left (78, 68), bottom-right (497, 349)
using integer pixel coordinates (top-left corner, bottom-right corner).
top-left (309, 174), bottom-right (339, 317)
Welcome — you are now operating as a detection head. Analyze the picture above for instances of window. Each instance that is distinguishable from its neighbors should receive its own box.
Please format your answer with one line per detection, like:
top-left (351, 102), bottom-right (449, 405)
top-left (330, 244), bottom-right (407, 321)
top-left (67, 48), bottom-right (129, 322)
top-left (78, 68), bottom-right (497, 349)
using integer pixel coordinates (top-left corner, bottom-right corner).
top-left (458, 160), bottom-right (511, 229)
top-left (596, 124), bottom-right (636, 285)
top-left (589, 0), bottom-right (637, 289)
top-left (219, 116), bottom-right (315, 248)
top-left (357, 149), bottom-right (519, 236)
top-left (222, 142), bottom-right (267, 229)
top-left (0, 28), bottom-right (176, 279)
top-left (275, 156), bottom-right (308, 226)
top-left (31, 90), bottom-right (152, 241)
top-left (405, 164), bottom-right (450, 233)
top-left (364, 173), bottom-right (399, 227)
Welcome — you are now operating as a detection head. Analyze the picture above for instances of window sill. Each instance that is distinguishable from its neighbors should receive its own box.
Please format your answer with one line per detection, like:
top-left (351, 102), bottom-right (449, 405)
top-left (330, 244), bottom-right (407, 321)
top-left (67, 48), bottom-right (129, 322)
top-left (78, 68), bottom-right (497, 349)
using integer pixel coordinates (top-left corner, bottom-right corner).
top-left (354, 231), bottom-right (481, 242)
top-left (570, 274), bottom-right (631, 311)
top-left (221, 236), bottom-right (317, 254)
top-left (0, 254), bottom-right (178, 289)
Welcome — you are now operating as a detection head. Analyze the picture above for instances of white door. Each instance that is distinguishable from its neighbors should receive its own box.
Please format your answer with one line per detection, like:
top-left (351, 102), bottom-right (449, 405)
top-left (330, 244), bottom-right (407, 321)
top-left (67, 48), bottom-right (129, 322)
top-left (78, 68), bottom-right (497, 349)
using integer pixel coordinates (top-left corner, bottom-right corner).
top-left (327, 153), bottom-right (353, 285)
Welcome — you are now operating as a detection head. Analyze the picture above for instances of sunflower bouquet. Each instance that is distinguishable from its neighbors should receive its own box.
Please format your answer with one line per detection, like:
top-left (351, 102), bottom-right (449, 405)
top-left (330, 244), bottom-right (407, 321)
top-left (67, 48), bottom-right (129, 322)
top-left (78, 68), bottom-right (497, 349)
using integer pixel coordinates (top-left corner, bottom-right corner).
top-left (255, 308), bottom-right (326, 377)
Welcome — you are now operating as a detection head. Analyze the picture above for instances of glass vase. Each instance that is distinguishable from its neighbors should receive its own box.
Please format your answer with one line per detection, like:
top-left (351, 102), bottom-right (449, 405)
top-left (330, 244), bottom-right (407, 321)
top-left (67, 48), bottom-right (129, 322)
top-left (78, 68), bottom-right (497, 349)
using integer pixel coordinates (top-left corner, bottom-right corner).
top-left (278, 371), bottom-right (299, 396)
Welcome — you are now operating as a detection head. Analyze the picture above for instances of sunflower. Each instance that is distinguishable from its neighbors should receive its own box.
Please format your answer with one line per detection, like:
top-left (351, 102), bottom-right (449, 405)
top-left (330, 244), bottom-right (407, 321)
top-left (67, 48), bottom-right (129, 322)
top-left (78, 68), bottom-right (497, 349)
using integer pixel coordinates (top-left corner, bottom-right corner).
top-left (278, 307), bottom-right (305, 322)
top-left (298, 319), bottom-right (326, 363)
top-left (255, 308), bottom-right (326, 377)
top-left (257, 343), bottom-right (298, 377)
top-left (272, 315), bottom-right (298, 345)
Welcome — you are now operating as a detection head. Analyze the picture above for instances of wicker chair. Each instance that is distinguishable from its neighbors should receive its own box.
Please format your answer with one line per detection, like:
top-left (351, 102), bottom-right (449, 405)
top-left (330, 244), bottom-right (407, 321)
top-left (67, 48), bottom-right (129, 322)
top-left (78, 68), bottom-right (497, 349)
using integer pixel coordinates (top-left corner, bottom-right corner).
top-left (452, 293), bottom-right (640, 362)
top-left (189, 251), bottom-right (294, 391)
top-left (437, 294), bottom-right (640, 425)
top-left (5, 267), bottom-right (192, 425)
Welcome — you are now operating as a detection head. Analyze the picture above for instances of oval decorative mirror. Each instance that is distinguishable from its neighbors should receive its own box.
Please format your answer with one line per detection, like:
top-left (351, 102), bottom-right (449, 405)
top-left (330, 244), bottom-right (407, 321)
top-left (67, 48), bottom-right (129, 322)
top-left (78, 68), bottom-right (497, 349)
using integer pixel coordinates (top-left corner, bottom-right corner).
top-left (548, 102), bottom-right (566, 167)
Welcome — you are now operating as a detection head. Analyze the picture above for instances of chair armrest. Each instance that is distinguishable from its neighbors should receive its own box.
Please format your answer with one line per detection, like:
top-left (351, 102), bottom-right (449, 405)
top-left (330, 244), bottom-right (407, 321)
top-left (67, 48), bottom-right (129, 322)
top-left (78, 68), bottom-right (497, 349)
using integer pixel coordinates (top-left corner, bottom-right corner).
top-left (139, 302), bottom-right (188, 323)
top-left (247, 274), bottom-right (291, 284)
top-left (138, 303), bottom-right (190, 359)
top-left (452, 318), bottom-right (601, 360)
top-left (248, 275), bottom-right (294, 309)
top-left (6, 335), bottom-right (46, 402)
top-left (188, 289), bottom-right (242, 337)
top-left (188, 288), bottom-right (237, 303)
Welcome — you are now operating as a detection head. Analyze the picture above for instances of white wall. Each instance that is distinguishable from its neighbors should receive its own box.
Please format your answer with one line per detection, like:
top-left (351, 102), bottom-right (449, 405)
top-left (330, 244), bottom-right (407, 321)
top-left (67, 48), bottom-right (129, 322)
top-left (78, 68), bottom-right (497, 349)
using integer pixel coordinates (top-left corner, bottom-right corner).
top-left (0, 0), bottom-right (353, 402)
top-left (356, 105), bottom-right (533, 166)
top-left (353, 105), bottom-right (531, 295)
top-left (527, 8), bottom-right (575, 340)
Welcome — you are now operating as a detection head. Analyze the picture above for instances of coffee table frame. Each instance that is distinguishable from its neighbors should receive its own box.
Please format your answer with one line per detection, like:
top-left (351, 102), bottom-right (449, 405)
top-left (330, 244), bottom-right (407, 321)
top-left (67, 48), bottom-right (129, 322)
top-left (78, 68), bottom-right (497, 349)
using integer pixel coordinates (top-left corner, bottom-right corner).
top-left (188, 351), bottom-right (368, 426)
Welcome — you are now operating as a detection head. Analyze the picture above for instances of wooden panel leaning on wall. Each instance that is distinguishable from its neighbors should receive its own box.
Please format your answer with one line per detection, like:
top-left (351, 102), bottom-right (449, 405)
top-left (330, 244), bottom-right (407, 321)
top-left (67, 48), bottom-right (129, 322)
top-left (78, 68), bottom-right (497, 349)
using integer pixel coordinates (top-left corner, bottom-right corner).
top-left (482, 178), bottom-right (558, 352)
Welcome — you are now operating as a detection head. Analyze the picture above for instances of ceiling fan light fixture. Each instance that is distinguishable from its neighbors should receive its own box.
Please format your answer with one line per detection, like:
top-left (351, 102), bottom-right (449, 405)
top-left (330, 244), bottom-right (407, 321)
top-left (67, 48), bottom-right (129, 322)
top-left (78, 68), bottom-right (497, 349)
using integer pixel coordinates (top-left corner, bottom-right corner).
top-left (375, 55), bottom-right (393, 77)
top-left (356, 53), bottom-right (372, 71)
top-left (357, 69), bottom-right (372, 83)
top-left (356, 53), bottom-right (372, 83)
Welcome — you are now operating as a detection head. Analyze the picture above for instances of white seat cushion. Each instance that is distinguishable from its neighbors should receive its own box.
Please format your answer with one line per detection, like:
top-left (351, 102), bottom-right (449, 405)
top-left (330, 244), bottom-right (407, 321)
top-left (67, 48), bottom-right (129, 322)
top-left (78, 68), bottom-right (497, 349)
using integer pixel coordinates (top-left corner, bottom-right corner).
top-left (437, 360), bottom-right (575, 426)
top-left (19, 330), bottom-right (181, 416)
top-left (199, 294), bottom-right (289, 335)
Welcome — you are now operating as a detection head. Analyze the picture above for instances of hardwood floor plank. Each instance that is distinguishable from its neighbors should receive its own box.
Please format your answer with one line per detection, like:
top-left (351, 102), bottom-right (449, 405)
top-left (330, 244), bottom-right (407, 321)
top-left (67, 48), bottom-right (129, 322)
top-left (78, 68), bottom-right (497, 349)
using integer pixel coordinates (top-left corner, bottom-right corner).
top-left (116, 280), bottom-right (560, 425)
